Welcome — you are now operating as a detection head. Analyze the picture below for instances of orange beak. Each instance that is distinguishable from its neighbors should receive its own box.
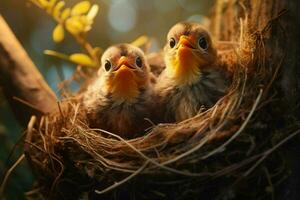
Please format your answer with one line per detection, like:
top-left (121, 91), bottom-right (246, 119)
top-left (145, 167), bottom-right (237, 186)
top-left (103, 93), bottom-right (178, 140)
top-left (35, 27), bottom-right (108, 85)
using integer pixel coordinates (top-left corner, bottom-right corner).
top-left (114, 56), bottom-right (134, 72)
top-left (113, 56), bottom-right (136, 82)
top-left (177, 35), bottom-right (196, 49)
top-left (107, 56), bottom-right (139, 100)
top-left (176, 35), bottom-right (197, 64)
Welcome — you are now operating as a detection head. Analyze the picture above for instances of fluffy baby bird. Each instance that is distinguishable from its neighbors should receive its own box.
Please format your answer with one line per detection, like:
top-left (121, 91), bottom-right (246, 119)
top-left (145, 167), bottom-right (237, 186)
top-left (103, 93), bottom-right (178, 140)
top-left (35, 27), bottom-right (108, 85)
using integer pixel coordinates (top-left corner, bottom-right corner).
top-left (155, 22), bottom-right (230, 122)
top-left (83, 44), bottom-right (153, 138)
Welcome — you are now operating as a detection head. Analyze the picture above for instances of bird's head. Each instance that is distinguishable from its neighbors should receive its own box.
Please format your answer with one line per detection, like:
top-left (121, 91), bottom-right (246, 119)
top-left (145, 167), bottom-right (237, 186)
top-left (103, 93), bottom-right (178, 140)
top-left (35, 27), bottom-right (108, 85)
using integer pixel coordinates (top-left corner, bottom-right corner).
top-left (99, 44), bottom-right (150, 102)
top-left (164, 22), bottom-right (217, 85)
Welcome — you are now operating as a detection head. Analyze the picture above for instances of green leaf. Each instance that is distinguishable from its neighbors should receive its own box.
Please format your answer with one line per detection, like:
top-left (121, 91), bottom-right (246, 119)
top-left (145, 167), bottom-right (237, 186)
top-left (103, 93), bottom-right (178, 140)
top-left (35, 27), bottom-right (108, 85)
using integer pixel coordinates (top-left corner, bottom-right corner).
top-left (69, 53), bottom-right (96, 67)
top-left (53, 24), bottom-right (65, 43)
top-left (71, 1), bottom-right (91, 16)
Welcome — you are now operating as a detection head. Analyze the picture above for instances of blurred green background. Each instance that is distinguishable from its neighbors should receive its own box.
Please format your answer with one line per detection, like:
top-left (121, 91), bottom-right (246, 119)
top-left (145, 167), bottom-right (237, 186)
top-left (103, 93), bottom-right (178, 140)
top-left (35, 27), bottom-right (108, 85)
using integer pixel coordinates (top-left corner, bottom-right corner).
top-left (0, 0), bottom-right (214, 199)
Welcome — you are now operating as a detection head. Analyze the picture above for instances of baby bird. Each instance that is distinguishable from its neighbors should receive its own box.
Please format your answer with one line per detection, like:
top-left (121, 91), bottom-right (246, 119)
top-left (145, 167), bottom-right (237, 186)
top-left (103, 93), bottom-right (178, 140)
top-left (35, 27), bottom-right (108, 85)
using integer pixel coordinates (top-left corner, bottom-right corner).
top-left (83, 44), bottom-right (153, 138)
top-left (155, 22), bottom-right (230, 122)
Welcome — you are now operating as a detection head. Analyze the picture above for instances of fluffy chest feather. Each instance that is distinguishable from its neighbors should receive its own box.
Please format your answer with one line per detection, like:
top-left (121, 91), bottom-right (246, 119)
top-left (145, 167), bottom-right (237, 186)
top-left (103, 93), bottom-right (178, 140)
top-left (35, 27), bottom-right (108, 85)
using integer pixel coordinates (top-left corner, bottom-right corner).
top-left (100, 96), bottom-right (147, 133)
top-left (83, 84), bottom-right (152, 137)
top-left (157, 68), bottom-right (228, 122)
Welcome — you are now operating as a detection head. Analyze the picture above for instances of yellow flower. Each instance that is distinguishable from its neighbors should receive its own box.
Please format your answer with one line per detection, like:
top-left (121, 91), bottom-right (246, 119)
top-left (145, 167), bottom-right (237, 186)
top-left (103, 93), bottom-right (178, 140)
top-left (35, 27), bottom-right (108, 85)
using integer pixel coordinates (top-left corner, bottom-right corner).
top-left (61, 8), bottom-right (71, 21)
top-left (63, 1), bottom-right (99, 37)
top-left (65, 16), bottom-right (85, 35)
top-left (71, 1), bottom-right (91, 16)
top-left (53, 24), bottom-right (64, 42)
top-left (29, 0), bottom-right (99, 42)
top-left (30, 0), bottom-right (102, 68)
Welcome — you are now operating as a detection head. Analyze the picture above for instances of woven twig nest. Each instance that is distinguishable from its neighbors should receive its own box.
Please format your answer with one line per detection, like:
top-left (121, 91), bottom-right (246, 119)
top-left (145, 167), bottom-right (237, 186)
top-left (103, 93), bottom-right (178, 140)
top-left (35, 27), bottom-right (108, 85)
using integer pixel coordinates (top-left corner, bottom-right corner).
top-left (24, 5), bottom-right (295, 200)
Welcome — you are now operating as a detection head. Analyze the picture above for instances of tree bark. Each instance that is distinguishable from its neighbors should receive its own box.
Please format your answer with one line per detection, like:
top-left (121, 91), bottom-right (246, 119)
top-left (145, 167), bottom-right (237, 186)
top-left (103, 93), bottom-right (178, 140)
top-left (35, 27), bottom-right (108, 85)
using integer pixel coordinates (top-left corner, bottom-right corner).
top-left (0, 15), bottom-right (57, 126)
top-left (211, 0), bottom-right (300, 112)
top-left (210, 1), bottom-right (300, 199)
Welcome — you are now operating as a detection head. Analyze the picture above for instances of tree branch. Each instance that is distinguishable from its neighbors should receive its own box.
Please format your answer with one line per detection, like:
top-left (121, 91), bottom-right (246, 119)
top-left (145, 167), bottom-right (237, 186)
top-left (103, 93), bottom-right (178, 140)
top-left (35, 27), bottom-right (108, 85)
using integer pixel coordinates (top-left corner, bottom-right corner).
top-left (0, 15), bottom-right (57, 126)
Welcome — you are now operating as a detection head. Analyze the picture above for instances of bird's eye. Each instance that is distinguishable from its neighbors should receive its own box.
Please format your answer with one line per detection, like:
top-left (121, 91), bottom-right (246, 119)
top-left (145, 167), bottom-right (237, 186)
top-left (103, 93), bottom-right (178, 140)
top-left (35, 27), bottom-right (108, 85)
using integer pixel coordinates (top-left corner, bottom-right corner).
top-left (104, 60), bottom-right (112, 71)
top-left (135, 56), bottom-right (143, 68)
top-left (198, 36), bottom-right (208, 50)
top-left (169, 38), bottom-right (176, 48)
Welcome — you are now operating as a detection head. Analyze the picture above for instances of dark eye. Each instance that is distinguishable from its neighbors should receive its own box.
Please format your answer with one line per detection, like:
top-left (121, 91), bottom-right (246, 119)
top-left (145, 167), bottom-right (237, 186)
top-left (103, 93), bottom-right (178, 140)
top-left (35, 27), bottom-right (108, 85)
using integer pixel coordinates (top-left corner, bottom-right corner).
top-left (198, 36), bottom-right (208, 50)
top-left (104, 60), bottom-right (112, 71)
top-left (169, 38), bottom-right (176, 48)
top-left (135, 56), bottom-right (143, 68)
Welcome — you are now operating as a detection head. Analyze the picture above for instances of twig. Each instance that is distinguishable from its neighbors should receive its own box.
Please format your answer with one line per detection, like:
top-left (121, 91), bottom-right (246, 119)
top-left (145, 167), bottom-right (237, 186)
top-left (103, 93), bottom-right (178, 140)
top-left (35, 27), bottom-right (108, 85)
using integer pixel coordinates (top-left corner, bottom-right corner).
top-left (213, 0), bottom-right (223, 39)
top-left (243, 128), bottom-right (300, 177)
top-left (57, 101), bottom-right (65, 119)
top-left (3, 131), bottom-right (27, 176)
top-left (0, 154), bottom-right (25, 199)
top-left (13, 96), bottom-right (45, 114)
top-left (74, 35), bottom-right (99, 65)
top-left (87, 129), bottom-right (214, 177)
top-left (24, 116), bottom-right (37, 154)
top-left (160, 120), bottom-right (227, 166)
top-left (95, 161), bottom-right (149, 194)
top-left (201, 89), bottom-right (263, 160)
top-left (0, 15), bottom-right (57, 125)
top-left (263, 167), bottom-right (275, 200)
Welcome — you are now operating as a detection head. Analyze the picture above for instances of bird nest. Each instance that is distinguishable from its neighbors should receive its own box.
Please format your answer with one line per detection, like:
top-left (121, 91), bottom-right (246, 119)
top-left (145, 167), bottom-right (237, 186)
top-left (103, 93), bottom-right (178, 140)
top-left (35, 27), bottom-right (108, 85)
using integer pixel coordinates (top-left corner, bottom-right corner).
top-left (24, 8), bottom-right (295, 200)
